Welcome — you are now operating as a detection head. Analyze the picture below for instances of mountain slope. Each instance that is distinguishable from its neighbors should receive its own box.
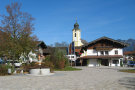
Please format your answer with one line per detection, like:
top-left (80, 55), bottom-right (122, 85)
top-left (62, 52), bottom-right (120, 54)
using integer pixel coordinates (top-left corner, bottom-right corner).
top-left (117, 39), bottom-right (135, 51)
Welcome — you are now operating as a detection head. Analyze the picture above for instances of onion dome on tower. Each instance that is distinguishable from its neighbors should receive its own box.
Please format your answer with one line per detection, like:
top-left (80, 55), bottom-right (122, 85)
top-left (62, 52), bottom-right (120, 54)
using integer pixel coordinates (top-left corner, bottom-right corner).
top-left (74, 19), bottom-right (80, 30)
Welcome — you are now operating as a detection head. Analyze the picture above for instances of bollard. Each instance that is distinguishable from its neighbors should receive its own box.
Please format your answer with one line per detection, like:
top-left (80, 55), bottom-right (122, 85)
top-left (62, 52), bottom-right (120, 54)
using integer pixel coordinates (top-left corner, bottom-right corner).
top-left (8, 68), bottom-right (11, 75)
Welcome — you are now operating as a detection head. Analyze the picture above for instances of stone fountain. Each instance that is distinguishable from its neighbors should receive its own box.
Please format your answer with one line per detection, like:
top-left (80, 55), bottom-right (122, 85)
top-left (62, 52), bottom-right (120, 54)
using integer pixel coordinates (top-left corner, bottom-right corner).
top-left (28, 41), bottom-right (54, 76)
top-left (28, 55), bottom-right (53, 76)
top-left (29, 68), bottom-right (51, 75)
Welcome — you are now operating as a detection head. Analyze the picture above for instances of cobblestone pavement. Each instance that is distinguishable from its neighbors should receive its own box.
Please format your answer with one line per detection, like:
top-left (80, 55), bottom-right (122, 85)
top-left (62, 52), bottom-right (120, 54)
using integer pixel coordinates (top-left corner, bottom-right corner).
top-left (0, 66), bottom-right (134, 90)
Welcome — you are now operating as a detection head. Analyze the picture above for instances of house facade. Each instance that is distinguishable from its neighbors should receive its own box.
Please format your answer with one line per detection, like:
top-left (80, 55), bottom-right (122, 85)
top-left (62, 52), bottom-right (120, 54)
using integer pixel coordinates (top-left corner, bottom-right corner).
top-left (80, 37), bottom-right (128, 67)
top-left (123, 51), bottom-right (135, 61)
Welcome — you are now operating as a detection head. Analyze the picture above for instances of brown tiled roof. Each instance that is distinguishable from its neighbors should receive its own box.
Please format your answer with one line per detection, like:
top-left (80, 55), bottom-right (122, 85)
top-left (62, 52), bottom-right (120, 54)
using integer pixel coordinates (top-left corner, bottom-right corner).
top-left (81, 39), bottom-right (88, 45)
top-left (82, 36), bottom-right (129, 48)
top-left (80, 55), bottom-right (123, 59)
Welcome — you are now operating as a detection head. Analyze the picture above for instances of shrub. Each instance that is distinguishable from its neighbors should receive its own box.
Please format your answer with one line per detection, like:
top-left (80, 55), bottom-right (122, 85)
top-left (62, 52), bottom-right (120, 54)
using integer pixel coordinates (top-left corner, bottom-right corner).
top-left (0, 65), bottom-right (10, 76)
top-left (42, 48), bottom-right (69, 69)
top-left (47, 48), bottom-right (69, 69)
top-left (120, 60), bottom-right (123, 67)
top-left (58, 60), bottom-right (65, 69)
top-left (21, 63), bottom-right (30, 72)
top-left (22, 62), bottom-right (39, 71)
top-left (41, 60), bottom-right (54, 72)
top-left (30, 62), bottom-right (37, 67)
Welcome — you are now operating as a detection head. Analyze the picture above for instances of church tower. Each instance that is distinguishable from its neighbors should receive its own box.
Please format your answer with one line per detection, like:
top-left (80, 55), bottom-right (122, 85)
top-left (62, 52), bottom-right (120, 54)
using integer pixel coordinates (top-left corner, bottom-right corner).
top-left (72, 19), bottom-right (83, 47)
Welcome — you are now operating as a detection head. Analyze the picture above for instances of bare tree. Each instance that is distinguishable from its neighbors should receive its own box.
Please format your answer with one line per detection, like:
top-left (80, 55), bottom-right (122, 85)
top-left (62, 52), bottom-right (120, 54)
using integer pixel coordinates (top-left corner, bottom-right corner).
top-left (0, 2), bottom-right (38, 60)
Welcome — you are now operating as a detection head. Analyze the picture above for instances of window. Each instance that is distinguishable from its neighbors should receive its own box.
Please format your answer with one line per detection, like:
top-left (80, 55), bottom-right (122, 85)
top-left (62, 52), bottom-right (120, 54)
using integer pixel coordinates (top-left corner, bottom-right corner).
top-left (113, 60), bottom-right (119, 64)
top-left (105, 51), bottom-right (108, 55)
top-left (75, 33), bottom-right (76, 37)
top-left (71, 56), bottom-right (74, 58)
top-left (100, 51), bottom-right (104, 55)
top-left (115, 50), bottom-right (118, 55)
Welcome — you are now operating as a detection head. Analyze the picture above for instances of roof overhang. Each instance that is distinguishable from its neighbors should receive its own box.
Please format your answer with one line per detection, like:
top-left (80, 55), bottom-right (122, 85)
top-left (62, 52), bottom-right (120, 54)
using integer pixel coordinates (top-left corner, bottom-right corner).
top-left (83, 37), bottom-right (129, 48)
top-left (80, 55), bottom-right (123, 59)
top-left (81, 36), bottom-right (129, 52)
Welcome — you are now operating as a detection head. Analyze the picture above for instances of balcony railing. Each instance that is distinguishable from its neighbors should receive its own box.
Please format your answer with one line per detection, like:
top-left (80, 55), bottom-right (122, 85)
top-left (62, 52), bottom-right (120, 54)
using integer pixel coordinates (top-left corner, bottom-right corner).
top-left (94, 46), bottom-right (113, 51)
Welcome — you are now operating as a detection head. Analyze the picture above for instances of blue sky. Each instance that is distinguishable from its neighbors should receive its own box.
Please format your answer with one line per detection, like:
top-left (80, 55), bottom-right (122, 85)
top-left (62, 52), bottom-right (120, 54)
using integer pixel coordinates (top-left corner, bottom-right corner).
top-left (0, 0), bottom-right (135, 45)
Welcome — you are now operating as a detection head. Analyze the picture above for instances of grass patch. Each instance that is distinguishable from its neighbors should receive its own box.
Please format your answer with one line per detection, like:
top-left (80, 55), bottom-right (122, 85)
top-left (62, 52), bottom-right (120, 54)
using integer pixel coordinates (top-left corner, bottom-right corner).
top-left (119, 69), bottom-right (135, 73)
top-left (54, 66), bottom-right (82, 71)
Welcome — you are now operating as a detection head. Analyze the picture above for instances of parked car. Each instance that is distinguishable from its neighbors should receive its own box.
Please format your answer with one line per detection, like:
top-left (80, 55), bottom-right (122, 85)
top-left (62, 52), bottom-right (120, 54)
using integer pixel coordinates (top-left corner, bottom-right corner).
top-left (0, 59), bottom-right (5, 64)
top-left (66, 54), bottom-right (77, 61)
top-left (127, 61), bottom-right (135, 67)
top-left (6, 60), bottom-right (22, 68)
top-left (14, 61), bottom-right (22, 68)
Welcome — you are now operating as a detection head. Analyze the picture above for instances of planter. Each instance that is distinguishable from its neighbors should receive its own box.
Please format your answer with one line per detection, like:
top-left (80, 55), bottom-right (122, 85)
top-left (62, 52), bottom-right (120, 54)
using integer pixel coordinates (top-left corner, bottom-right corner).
top-left (29, 68), bottom-right (50, 75)
top-left (40, 68), bottom-right (50, 75)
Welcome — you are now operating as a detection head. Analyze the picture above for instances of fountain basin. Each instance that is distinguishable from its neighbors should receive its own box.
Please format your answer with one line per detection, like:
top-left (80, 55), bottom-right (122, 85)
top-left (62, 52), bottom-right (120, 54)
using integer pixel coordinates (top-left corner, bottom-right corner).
top-left (29, 68), bottom-right (51, 75)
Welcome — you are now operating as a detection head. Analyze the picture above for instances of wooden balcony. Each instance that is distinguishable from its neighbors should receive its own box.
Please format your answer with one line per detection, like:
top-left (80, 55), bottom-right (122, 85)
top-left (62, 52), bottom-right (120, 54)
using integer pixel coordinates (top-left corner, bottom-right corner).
top-left (94, 46), bottom-right (113, 51)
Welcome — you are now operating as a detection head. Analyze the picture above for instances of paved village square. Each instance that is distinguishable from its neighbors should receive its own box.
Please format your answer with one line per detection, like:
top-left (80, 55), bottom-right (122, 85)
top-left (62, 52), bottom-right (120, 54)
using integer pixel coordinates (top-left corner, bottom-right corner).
top-left (0, 67), bottom-right (135, 90)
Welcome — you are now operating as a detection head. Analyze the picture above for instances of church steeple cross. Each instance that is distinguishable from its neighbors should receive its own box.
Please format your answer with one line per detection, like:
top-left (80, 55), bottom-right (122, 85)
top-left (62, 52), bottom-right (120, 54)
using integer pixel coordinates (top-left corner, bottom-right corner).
top-left (76, 17), bottom-right (77, 23)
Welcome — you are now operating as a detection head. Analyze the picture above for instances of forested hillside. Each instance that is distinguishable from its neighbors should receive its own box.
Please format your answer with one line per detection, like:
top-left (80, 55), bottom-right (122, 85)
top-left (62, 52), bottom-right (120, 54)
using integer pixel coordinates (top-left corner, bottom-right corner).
top-left (118, 39), bottom-right (135, 51)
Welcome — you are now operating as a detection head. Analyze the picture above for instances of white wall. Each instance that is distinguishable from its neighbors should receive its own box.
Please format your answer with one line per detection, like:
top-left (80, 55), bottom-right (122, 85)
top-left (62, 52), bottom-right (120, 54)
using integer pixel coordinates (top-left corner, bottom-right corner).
top-left (72, 29), bottom-right (81, 42)
top-left (72, 29), bottom-right (83, 47)
top-left (87, 49), bottom-right (97, 56)
top-left (109, 48), bottom-right (123, 55)
top-left (81, 48), bottom-right (123, 57)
